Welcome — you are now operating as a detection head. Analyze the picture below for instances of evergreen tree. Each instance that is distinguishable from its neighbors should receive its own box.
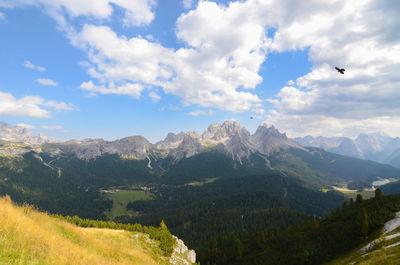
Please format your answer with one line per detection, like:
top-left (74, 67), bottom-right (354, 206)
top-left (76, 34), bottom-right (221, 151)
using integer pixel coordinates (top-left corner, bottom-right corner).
top-left (356, 194), bottom-right (363, 205)
top-left (375, 188), bottom-right (383, 202)
top-left (361, 208), bottom-right (369, 237)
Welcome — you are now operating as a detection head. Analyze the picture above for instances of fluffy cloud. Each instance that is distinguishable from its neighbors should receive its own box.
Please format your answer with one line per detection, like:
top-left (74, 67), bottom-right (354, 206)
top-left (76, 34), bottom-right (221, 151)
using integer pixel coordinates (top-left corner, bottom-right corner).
top-left (149, 91), bottom-right (161, 103)
top-left (0, 0), bottom-right (156, 26)
top-left (80, 80), bottom-right (144, 98)
top-left (0, 11), bottom-right (5, 20)
top-left (72, 1), bottom-right (266, 112)
top-left (36, 78), bottom-right (58, 86)
top-left (262, 0), bottom-right (400, 136)
top-left (0, 90), bottom-right (74, 118)
top-left (5, 0), bottom-right (400, 136)
top-left (23, 61), bottom-right (46, 71)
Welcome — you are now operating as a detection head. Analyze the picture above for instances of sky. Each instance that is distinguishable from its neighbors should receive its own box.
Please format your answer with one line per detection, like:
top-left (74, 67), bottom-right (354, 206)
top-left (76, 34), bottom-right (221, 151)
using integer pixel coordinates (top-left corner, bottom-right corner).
top-left (0, 0), bottom-right (399, 143)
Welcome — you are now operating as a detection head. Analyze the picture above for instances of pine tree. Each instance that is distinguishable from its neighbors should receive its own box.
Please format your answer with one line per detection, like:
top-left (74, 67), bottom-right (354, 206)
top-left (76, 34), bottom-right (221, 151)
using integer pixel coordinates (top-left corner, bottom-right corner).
top-left (375, 188), bottom-right (383, 203)
top-left (361, 208), bottom-right (369, 237)
top-left (356, 194), bottom-right (363, 205)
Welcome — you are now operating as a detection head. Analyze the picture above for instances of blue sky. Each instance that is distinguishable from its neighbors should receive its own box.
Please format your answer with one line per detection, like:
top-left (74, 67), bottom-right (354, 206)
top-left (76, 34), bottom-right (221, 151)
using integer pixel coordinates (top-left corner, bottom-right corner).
top-left (0, 0), bottom-right (399, 142)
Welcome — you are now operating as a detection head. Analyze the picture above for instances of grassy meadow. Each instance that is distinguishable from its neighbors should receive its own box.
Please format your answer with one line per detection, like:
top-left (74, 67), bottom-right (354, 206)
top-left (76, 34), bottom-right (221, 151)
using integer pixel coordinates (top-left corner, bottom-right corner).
top-left (105, 190), bottom-right (155, 220)
top-left (0, 195), bottom-right (167, 265)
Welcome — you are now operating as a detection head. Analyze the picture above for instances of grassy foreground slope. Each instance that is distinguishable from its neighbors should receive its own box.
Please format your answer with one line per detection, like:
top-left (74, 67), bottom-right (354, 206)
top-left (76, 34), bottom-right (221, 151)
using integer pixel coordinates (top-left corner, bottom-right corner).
top-left (0, 195), bottom-right (174, 265)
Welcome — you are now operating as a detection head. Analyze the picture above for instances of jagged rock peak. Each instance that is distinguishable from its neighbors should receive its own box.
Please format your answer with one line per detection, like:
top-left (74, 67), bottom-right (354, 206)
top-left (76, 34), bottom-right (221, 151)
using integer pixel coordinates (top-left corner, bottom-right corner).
top-left (254, 123), bottom-right (287, 139)
top-left (154, 132), bottom-right (186, 150)
top-left (202, 120), bottom-right (249, 141)
top-left (251, 123), bottom-right (300, 155)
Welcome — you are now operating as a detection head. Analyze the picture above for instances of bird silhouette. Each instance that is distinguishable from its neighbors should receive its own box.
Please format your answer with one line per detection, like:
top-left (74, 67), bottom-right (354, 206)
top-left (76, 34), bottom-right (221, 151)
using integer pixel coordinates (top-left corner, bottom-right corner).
top-left (250, 116), bottom-right (254, 119)
top-left (335, 67), bottom-right (345, 74)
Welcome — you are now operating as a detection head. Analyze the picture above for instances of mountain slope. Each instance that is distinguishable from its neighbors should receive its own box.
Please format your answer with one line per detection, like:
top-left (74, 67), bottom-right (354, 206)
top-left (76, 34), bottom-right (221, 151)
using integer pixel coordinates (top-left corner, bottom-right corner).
top-left (327, 212), bottom-right (400, 265)
top-left (0, 195), bottom-right (195, 265)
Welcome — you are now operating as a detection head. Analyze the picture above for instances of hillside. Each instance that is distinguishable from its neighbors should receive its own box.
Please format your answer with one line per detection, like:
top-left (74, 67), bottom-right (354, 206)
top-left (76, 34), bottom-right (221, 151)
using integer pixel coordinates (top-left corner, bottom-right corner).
top-left (0, 196), bottom-right (195, 265)
top-left (327, 212), bottom-right (400, 265)
top-left (198, 192), bottom-right (400, 265)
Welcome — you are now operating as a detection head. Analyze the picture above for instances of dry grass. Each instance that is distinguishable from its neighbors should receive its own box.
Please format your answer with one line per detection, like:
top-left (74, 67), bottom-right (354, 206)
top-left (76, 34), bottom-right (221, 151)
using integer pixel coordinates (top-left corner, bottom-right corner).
top-left (0, 195), bottom-right (163, 265)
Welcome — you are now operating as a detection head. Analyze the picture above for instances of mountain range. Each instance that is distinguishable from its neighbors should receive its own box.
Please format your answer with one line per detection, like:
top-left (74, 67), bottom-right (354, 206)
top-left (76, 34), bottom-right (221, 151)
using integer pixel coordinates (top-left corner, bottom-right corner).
top-left (294, 133), bottom-right (400, 168)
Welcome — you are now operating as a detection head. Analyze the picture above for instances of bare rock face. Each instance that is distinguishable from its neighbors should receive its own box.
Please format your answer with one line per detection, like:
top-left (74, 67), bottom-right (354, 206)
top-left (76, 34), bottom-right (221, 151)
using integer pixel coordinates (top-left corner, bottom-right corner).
top-left (154, 132), bottom-right (186, 150)
top-left (251, 124), bottom-right (301, 155)
top-left (170, 236), bottom-right (196, 265)
top-left (168, 132), bottom-right (202, 161)
top-left (202, 120), bottom-right (249, 143)
top-left (104, 136), bottom-right (153, 159)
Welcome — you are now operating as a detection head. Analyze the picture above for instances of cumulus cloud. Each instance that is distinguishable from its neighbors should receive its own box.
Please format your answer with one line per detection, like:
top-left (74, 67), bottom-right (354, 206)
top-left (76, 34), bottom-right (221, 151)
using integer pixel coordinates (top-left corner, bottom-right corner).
top-left (1, 0), bottom-right (156, 27)
top-left (6, 0), bottom-right (400, 136)
top-left (80, 80), bottom-right (144, 98)
top-left (23, 61), bottom-right (46, 71)
top-left (260, 0), bottom-right (400, 136)
top-left (0, 90), bottom-right (74, 118)
top-left (36, 78), bottom-right (59, 86)
top-left (71, 1), bottom-right (266, 112)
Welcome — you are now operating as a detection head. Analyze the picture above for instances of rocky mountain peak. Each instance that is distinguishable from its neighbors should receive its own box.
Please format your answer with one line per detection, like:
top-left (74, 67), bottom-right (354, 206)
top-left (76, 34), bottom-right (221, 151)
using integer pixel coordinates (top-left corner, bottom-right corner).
top-left (154, 132), bottom-right (186, 150)
top-left (202, 120), bottom-right (249, 142)
top-left (251, 124), bottom-right (300, 155)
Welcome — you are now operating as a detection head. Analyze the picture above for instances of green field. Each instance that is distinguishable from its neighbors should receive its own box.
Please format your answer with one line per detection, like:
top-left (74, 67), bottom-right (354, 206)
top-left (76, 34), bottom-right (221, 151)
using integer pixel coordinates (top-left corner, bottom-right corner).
top-left (104, 190), bottom-right (155, 220)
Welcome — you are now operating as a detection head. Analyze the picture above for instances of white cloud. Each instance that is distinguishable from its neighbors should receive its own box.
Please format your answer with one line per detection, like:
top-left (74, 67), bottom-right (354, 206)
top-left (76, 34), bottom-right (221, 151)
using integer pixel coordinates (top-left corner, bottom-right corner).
top-left (16, 123), bottom-right (35, 129)
top-left (42, 101), bottom-right (75, 110)
top-left (36, 78), bottom-right (58, 86)
top-left (253, 108), bottom-right (265, 115)
top-left (80, 80), bottom-right (143, 98)
top-left (188, 110), bottom-right (206, 116)
top-left (0, 11), bottom-right (5, 20)
top-left (149, 91), bottom-right (161, 103)
top-left (265, 111), bottom-right (400, 139)
top-left (6, 0), bottom-right (400, 136)
top-left (1, 0), bottom-right (156, 27)
top-left (41, 125), bottom-right (63, 130)
top-left (182, 0), bottom-right (194, 9)
top-left (23, 61), bottom-right (46, 71)
top-left (71, 2), bottom-right (266, 112)
top-left (0, 90), bottom-right (74, 118)
top-left (187, 109), bottom-right (215, 116)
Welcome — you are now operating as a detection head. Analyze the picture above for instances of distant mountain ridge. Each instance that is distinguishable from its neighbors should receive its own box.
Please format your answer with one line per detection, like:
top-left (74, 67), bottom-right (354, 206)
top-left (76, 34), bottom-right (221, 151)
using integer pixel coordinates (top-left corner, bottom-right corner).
top-left (2, 120), bottom-right (400, 169)
top-left (294, 133), bottom-right (400, 168)
top-left (36, 121), bottom-right (303, 161)
top-left (0, 122), bottom-right (53, 144)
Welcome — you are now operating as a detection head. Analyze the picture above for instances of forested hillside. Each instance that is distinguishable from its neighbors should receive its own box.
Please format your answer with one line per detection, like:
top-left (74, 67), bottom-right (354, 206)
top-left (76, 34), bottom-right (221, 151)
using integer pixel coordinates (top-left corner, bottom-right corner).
top-left (198, 191), bottom-right (400, 265)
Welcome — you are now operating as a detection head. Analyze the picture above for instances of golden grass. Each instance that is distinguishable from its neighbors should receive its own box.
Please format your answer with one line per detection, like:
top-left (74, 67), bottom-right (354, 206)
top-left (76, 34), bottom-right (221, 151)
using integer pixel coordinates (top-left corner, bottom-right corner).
top-left (0, 195), bottom-right (163, 265)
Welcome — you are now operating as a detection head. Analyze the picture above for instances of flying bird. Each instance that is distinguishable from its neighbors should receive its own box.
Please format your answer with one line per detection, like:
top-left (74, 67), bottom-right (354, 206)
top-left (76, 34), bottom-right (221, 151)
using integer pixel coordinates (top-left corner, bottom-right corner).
top-left (335, 67), bottom-right (345, 74)
top-left (250, 116), bottom-right (254, 119)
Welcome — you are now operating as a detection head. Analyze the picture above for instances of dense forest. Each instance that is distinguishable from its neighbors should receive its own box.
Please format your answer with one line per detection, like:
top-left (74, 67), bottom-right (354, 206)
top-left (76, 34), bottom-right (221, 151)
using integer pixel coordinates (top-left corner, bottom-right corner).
top-left (198, 190), bottom-right (400, 265)
top-left (126, 174), bottom-right (344, 250)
